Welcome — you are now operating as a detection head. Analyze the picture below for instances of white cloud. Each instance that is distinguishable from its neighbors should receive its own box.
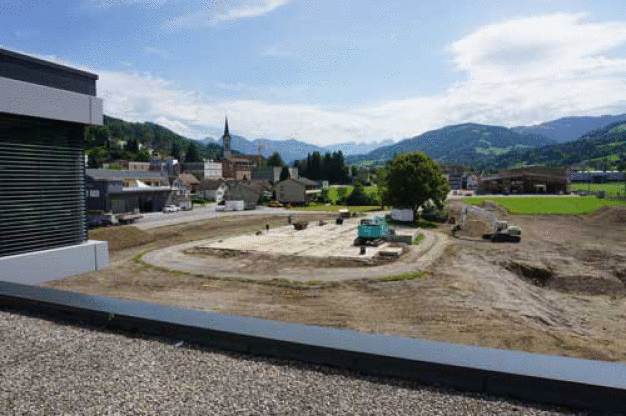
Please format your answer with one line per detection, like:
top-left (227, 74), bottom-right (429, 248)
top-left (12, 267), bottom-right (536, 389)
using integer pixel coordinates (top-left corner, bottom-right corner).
top-left (450, 13), bottom-right (626, 82)
top-left (166, 0), bottom-right (290, 29)
top-left (88, 13), bottom-right (626, 145)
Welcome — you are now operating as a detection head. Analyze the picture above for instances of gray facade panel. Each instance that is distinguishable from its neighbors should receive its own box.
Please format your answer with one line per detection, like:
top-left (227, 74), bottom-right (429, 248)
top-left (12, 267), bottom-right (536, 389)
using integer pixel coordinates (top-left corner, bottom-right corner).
top-left (0, 241), bottom-right (108, 284)
top-left (0, 76), bottom-right (103, 125)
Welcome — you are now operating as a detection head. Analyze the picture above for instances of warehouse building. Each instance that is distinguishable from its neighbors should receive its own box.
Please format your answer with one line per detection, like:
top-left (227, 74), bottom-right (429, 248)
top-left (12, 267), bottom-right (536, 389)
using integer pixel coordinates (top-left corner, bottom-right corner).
top-left (0, 48), bottom-right (108, 284)
top-left (86, 169), bottom-right (172, 213)
top-left (479, 166), bottom-right (568, 194)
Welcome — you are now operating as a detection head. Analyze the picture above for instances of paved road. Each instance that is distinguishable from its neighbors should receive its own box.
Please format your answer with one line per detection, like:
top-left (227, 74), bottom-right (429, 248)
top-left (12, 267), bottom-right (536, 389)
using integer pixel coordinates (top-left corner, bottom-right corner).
top-left (135, 204), bottom-right (305, 230)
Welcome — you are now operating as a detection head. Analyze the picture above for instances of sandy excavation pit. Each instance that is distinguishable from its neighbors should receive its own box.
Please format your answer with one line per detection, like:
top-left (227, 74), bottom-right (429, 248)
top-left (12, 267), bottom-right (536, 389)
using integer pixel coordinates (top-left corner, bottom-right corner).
top-left (193, 218), bottom-right (416, 262)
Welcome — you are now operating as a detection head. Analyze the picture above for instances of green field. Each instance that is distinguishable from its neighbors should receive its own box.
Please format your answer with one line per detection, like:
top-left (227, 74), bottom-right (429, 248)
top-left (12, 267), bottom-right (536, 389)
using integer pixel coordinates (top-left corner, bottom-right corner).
top-left (464, 196), bottom-right (626, 215)
top-left (570, 182), bottom-right (626, 197)
top-left (327, 185), bottom-right (379, 203)
top-left (288, 204), bottom-right (383, 213)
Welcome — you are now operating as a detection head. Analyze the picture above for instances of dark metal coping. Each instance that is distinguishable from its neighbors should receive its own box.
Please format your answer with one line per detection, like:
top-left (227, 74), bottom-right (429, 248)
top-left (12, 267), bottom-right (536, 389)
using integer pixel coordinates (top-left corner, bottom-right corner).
top-left (1, 281), bottom-right (625, 413)
top-left (0, 48), bottom-right (97, 96)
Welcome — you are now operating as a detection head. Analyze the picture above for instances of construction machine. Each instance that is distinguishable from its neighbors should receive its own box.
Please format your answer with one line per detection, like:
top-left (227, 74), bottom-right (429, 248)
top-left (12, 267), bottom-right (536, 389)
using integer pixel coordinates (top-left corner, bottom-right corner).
top-left (453, 205), bottom-right (522, 242)
top-left (354, 216), bottom-right (392, 246)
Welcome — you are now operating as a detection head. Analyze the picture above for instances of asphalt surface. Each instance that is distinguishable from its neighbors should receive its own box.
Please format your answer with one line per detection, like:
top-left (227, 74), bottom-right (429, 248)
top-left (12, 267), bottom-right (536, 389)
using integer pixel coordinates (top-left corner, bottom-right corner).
top-left (0, 310), bottom-right (581, 415)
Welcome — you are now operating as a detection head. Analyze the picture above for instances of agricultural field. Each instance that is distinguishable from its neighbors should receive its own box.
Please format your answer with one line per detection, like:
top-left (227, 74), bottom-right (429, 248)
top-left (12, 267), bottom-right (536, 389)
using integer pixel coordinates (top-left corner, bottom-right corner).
top-left (570, 182), bottom-right (626, 197)
top-left (464, 196), bottom-right (626, 215)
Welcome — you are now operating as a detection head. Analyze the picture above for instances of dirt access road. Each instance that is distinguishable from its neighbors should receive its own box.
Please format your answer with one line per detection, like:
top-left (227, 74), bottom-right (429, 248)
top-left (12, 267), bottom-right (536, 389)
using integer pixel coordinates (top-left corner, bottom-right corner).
top-left (140, 222), bottom-right (446, 282)
top-left (49, 206), bottom-right (626, 362)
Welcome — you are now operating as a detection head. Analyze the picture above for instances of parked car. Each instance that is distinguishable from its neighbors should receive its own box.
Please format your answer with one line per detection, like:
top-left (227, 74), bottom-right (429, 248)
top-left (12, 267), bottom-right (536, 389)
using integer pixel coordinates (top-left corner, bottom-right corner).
top-left (163, 204), bottom-right (180, 214)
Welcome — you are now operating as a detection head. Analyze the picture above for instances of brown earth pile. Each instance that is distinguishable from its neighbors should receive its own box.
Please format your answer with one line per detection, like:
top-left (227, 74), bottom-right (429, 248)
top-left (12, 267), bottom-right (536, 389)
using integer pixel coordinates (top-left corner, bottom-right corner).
top-left (587, 206), bottom-right (626, 224)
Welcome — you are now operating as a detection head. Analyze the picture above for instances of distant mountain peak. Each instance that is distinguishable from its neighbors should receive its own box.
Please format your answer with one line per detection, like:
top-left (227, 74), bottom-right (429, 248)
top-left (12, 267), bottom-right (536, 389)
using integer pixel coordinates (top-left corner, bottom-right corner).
top-left (513, 113), bottom-right (626, 143)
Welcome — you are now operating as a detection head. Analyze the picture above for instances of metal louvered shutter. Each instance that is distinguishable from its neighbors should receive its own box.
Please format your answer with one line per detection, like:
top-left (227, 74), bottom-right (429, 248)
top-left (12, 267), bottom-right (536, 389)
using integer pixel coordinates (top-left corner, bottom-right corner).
top-left (0, 114), bottom-right (86, 257)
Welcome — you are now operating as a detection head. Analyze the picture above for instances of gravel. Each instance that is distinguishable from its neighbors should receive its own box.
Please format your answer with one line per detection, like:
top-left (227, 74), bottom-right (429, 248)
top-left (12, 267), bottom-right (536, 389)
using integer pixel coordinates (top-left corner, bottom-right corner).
top-left (0, 309), bottom-right (582, 415)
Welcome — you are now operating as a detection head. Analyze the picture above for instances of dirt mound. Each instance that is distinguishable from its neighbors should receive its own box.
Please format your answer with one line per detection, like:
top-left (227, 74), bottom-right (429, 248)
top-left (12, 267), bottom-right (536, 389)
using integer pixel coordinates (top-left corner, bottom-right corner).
top-left (505, 259), bottom-right (626, 296)
top-left (89, 226), bottom-right (155, 251)
top-left (504, 260), bottom-right (554, 287)
top-left (587, 206), bottom-right (626, 224)
top-left (459, 219), bottom-right (492, 238)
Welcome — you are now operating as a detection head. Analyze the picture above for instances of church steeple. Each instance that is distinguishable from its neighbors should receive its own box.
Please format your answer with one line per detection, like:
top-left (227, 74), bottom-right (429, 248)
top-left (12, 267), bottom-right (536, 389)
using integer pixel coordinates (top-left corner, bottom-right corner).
top-left (222, 116), bottom-right (232, 160)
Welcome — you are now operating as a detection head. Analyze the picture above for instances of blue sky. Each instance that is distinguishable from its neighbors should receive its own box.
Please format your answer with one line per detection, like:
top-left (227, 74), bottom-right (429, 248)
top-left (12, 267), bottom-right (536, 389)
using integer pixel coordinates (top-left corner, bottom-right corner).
top-left (2, 0), bottom-right (626, 144)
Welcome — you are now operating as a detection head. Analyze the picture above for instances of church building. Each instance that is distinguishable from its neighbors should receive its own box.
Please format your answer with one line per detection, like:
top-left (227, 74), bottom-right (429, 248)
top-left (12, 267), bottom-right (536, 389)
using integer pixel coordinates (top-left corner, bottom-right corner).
top-left (220, 117), bottom-right (261, 180)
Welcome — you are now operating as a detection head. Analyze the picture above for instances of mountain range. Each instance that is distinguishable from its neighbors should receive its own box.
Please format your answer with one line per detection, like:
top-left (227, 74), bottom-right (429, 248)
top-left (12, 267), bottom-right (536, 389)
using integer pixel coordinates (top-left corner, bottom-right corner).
top-left (201, 136), bottom-right (393, 163)
top-left (478, 121), bottom-right (626, 171)
top-left (346, 123), bottom-right (554, 166)
top-left (345, 113), bottom-right (626, 168)
top-left (96, 112), bottom-right (626, 171)
top-left (512, 114), bottom-right (626, 143)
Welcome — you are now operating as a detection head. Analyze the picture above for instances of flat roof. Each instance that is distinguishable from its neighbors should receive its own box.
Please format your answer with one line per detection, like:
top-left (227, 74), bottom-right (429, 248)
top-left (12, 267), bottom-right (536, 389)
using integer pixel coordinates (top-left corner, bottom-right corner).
top-left (0, 309), bottom-right (571, 415)
top-left (0, 48), bottom-right (98, 95)
top-left (0, 48), bottom-right (98, 79)
top-left (87, 169), bottom-right (167, 181)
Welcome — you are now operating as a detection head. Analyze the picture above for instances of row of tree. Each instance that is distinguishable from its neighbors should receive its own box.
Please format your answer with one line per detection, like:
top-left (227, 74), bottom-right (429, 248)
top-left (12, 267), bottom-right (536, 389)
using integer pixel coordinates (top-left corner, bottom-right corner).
top-left (293, 151), bottom-right (350, 183)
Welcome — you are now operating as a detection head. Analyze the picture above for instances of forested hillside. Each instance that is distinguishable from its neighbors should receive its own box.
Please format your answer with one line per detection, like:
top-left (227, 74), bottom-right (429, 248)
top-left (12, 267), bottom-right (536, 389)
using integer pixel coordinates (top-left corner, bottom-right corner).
top-left (347, 123), bottom-right (553, 166)
top-left (479, 122), bottom-right (626, 171)
top-left (85, 116), bottom-right (225, 168)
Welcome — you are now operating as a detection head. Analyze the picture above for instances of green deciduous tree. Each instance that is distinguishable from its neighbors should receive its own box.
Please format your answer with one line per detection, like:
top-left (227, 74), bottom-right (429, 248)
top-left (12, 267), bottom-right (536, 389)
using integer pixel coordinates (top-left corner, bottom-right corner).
top-left (384, 152), bottom-right (449, 219)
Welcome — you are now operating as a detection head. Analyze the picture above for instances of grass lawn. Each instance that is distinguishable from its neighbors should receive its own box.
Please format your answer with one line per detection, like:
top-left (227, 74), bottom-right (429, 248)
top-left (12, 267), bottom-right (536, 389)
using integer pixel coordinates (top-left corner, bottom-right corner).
top-left (289, 204), bottom-right (383, 213)
top-left (463, 196), bottom-right (626, 215)
top-left (570, 182), bottom-right (626, 197)
top-left (327, 185), bottom-right (379, 203)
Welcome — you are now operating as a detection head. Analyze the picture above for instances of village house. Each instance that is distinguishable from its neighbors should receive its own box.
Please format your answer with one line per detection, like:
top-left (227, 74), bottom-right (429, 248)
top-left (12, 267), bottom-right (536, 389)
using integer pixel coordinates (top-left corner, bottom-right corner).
top-left (177, 172), bottom-right (201, 193)
top-left (275, 177), bottom-right (321, 205)
top-left (224, 181), bottom-right (262, 210)
top-left (197, 179), bottom-right (228, 202)
top-left (252, 166), bottom-right (299, 183)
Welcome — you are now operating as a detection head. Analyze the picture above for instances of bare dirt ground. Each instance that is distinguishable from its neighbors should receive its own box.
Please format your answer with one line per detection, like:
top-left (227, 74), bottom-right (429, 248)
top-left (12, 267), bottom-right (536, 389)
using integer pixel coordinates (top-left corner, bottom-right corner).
top-left (140, 221), bottom-right (443, 282)
top-left (49, 206), bottom-right (626, 362)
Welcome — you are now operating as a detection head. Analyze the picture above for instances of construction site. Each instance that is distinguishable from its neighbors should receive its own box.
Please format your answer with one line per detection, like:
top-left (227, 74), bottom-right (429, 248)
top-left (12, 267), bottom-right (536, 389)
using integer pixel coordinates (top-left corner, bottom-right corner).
top-left (48, 202), bottom-right (626, 363)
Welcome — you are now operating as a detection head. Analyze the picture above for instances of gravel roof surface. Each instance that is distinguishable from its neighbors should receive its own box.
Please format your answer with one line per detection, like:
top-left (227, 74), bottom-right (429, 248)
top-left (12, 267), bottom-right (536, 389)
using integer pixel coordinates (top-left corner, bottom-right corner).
top-left (0, 309), bottom-right (581, 416)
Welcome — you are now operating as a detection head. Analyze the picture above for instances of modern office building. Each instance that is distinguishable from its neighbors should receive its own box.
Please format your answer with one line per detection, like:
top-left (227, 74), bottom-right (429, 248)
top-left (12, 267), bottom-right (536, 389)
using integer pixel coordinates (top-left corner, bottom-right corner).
top-left (0, 48), bottom-right (108, 284)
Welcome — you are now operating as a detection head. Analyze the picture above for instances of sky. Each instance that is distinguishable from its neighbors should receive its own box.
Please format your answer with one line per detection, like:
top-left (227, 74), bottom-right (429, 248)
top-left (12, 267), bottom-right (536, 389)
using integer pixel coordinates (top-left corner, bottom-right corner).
top-left (1, 0), bottom-right (626, 145)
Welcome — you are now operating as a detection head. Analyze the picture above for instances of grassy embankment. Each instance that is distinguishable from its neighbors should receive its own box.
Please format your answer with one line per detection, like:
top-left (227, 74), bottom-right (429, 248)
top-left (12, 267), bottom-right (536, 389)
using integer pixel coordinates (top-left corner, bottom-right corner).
top-left (464, 196), bottom-right (626, 215)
